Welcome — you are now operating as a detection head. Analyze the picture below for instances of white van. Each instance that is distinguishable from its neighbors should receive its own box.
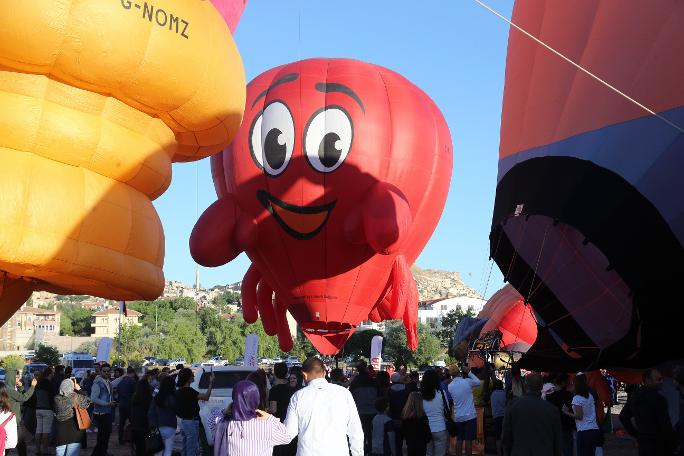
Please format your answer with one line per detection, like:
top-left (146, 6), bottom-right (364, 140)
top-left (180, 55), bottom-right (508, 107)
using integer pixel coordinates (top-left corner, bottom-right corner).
top-left (190, 366), bottom-right (256, 453)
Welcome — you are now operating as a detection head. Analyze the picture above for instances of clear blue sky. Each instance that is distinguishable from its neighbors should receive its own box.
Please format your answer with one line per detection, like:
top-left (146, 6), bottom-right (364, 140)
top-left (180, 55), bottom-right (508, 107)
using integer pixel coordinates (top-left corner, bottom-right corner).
top-left (154, 0), bottom-right (515, 297)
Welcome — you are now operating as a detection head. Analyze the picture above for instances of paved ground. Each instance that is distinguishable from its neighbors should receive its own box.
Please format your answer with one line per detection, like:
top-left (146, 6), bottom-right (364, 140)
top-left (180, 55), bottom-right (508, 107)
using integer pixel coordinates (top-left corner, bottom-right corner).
top-left (24, 426), bottom-right (639, 456)
top-left (24, 394), bottom-right (639, 455)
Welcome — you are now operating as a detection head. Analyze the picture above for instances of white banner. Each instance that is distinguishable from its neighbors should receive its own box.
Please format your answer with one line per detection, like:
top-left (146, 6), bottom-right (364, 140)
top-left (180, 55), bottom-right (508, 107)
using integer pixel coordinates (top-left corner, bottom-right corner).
top-left (96, 337), bottom-right (113, 363)
top-left (244, 333), bottom-right (259, 367)
top-left (370, 335), bottom-right (383, 371)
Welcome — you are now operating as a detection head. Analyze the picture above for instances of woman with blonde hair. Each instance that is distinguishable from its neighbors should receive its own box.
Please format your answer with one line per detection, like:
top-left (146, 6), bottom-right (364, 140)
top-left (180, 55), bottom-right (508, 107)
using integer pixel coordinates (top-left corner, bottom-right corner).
top-left (400, 392), bottom-right (432, 456)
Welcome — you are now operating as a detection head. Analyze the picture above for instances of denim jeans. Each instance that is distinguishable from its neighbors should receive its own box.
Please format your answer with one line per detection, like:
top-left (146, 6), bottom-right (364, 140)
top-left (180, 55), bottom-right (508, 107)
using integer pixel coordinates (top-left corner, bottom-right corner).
top-left (427, 430), bottom-right (449, 456)
top-left (181, 419), bottom-right (200, 456)
top-left (157, 426), bottom-right (176, 456)
top-left (56, 442), bottom-right (81, 456)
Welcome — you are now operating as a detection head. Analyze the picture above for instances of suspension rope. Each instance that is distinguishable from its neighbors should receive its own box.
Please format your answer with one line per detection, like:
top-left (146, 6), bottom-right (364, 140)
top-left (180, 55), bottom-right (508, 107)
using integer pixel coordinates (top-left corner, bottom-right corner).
top-left (473, 0), bottom-right (684, 135)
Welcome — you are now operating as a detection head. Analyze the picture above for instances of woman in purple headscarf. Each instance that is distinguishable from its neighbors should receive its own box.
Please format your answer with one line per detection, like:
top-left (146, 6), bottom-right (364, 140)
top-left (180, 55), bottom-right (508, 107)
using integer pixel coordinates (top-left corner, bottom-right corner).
top-left (214, 380), bottom-right (292, 455)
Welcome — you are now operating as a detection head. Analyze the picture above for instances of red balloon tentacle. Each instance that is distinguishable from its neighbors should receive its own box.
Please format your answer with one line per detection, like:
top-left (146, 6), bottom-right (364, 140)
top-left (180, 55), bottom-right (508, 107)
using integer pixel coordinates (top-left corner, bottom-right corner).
top-left (190, 195), bottom-right (243, 267)
top-left (368, 306), bottom-right (383, 323)
top-left (392, 255), bottom-right (419, 350)
top-left (256, 279), bottom-right (278, 336)
top-left (361, 182), bottom-right (413, 255)
top-left (241, 264), bottom-right (261, 324)
top-left (274, 297), bottom-right (294, 352)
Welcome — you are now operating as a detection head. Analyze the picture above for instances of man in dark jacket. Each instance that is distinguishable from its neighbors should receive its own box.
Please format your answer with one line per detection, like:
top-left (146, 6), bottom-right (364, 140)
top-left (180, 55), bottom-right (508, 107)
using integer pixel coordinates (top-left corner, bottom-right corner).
top-left (114, 367), bottom-right (136, 444)
top-left (350, 361), bottom-right (379, 455)
top-left (620, 368), bottom-right (677, 456)
top-left (502, 372), bottom-right (561, 456)
top-left (6, 368), bottom-right (37, 456)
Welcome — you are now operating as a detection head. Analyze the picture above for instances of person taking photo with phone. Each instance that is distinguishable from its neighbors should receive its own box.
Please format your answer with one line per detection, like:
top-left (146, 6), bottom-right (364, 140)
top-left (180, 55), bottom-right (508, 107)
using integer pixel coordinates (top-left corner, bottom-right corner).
top-left (176, 368), bottom-right (213, 456)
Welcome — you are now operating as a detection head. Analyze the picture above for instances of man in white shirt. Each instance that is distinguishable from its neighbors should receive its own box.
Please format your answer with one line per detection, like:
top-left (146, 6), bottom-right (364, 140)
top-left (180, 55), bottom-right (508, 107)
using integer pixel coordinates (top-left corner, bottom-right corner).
top-left (447, 366), bottom-right (481, 456)
top-left (285, 357), bottom-right (364, 456)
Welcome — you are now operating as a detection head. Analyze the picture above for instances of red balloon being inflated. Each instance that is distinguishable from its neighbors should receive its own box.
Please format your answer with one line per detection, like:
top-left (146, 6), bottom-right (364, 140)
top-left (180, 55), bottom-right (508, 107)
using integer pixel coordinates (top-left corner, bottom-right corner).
top-left (191, 58), bottom-right (452, 354)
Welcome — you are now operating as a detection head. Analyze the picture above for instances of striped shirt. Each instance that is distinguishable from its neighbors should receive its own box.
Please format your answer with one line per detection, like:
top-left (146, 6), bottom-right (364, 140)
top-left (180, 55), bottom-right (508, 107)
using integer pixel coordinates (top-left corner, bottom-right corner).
top-left (213, 415), bottom-right (291, 456)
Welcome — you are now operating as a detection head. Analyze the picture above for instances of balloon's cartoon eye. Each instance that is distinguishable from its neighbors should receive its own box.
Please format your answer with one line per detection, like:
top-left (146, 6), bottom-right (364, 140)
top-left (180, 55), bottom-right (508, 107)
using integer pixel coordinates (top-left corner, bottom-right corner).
top-left (304, 106), bottom-right (353, 173)
top-left (249, 101), bottom-right (295, 176)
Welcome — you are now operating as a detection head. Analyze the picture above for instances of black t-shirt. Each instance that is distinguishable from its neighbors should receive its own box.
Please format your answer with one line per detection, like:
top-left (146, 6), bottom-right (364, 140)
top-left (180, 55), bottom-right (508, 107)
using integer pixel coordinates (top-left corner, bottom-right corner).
top-left (175, 387), bottom-right (200, 419)
top-left (268, 384), bottom-right (294, 422)
top-left (546, 390), bottom-right (575, 431)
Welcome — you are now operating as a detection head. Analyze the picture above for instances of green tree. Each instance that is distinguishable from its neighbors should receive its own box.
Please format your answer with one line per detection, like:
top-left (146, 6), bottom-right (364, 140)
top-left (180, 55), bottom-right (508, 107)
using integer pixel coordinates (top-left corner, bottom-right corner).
top-left (437, 307), bottom-right (475, 349)
top-left (58, 304), bottom-right (94, 336)
top-left (75, 340), bottom-right (98, 355)
top-left (35, 344), bottom-right (60, 366)
top-left (212, 291), bottom-right (241, 312)
top-left (0, 355), bottom-right (25, 373)
top-left (384, 321), bottom-right (443, 368)
top-left (342, 329), bottom-right (383, 358)
top-left (413, 324), bottom-right (444, 367)
top-left (217, 319), bottom-right (244, 361)
top-left (240, 319), bottom-right (282, 358)
top-left (156, 309), bottom-right (207, 362)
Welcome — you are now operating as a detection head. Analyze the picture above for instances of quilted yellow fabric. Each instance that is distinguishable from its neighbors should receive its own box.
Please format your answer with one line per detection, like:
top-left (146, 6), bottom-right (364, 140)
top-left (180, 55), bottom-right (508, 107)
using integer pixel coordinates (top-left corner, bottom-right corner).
top-left (0, 0), bottom-right (245, 305)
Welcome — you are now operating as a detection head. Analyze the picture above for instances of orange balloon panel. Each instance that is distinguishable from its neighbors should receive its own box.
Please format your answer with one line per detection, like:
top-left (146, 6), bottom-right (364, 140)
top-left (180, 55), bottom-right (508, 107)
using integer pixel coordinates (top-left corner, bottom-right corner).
top-left (192, 58), bottom-right (452, 354)
top-left (478, 284), bottom-right (538, 352)
top-left (0, 0), bottom-right (245, 316)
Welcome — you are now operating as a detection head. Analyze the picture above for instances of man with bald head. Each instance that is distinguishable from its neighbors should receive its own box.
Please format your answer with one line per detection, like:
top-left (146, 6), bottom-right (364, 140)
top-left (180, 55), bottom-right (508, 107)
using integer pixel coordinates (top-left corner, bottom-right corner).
top-left (285, 357), bottom-right (364, 456)
top-left (502, 372), bottom-right (562, 456)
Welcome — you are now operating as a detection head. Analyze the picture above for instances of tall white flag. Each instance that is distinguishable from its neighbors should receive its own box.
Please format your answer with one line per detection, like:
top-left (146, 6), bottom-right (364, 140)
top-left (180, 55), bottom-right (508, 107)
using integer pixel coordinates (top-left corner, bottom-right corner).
top-left (244, 333), bottom-right (259, 367)
top-left (370, 335), bottom-right (383, 371)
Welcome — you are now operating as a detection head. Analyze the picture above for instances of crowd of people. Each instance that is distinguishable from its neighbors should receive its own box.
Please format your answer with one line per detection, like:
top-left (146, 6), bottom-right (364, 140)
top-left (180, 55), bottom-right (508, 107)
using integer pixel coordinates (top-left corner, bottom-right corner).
top-left (0, 357), bottom-right (681, 456)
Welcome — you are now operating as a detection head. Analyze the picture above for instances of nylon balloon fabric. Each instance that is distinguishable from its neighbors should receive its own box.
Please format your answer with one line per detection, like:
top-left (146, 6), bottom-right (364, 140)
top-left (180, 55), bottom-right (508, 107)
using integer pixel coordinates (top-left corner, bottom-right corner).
top-left (191, 58), bottom-right (452, 354)
top-left (491, 0), bottom-right (684, 369)
top-left (0, 0), bottom-right (246, 319)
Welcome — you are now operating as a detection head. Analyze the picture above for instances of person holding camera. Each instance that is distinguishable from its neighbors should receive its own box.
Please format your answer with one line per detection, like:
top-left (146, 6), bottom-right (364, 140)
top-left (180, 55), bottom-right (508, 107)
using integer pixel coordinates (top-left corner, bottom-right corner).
top-left (447, 366), bottom-right (481, 456)
top-left (54, 377), bottom-right (92, 456)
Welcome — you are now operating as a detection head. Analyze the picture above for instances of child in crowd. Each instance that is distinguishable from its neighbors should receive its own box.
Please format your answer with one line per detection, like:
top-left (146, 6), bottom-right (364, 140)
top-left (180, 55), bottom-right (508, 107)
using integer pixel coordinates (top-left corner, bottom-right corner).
top-left (371, 397), bottom-right (392, 456)
top-left (490, 379), bottom-right (506, 456)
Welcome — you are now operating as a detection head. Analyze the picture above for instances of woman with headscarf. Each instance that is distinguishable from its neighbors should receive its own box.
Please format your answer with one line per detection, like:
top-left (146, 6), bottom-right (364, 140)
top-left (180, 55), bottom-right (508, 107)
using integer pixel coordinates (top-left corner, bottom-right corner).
top-left (53, 378), bottom-right (92, 456)
top-left (214, 380), bottom-right (292, 455)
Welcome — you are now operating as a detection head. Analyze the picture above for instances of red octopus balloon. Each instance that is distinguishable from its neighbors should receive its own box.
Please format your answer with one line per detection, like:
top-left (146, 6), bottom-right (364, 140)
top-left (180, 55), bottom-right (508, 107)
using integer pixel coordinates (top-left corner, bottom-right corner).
top-left (191, 58), bottom-right (452, 354)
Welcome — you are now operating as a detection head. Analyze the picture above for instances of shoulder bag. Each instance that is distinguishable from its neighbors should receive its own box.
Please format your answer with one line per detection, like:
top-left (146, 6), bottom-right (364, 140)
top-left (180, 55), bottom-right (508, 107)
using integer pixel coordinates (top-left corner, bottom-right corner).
top-left (439, 389), bottom-right (458, 437)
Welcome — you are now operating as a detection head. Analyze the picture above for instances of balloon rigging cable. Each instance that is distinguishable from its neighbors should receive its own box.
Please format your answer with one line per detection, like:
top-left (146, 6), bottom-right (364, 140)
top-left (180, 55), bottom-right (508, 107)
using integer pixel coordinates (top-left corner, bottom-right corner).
top-left (473, 0), bottom-right (684, 135)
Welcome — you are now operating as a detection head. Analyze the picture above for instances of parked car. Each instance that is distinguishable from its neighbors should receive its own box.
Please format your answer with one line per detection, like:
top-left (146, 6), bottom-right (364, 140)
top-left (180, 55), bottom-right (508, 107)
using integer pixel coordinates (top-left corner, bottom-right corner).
top-left (203, 356), bottom-right (228, 366)
top-left (285, 356), bottom-right (301, 367)
top-left (169, 358), bottom-right (187, 367)
top-left (432, 359), bottom-right (447, 368)
top-left (142, 357), bottom-right (158, 366)
top-left (0, 368), bottom-right (5, 382)
top-left (191, 366), bottom-right (256, 454)
top-left (22, 363), bottom-right (48, 384)
top-left (233, 358), bottom-right (244, 366)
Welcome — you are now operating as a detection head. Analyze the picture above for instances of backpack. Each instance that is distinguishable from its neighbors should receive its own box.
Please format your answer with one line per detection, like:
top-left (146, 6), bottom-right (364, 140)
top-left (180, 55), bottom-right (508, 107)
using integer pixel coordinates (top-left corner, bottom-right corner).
top-left (0, 413), bottom-right (16, 454)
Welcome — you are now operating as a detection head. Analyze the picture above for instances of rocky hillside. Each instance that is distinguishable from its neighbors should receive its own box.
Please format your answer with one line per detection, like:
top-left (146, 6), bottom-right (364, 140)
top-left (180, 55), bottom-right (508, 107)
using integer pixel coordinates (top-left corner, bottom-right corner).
top-left (220, 267), bottom-right (482, 302)
top-left (411, 266), bottom-right (483, 301)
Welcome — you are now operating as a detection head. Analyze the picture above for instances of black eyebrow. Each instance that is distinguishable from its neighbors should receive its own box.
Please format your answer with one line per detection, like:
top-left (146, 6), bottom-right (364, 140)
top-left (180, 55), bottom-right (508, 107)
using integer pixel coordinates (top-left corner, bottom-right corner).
top-left (251, 73), bottom-right (299, 109)
top-left (315, 82), bottom-right (365, 113)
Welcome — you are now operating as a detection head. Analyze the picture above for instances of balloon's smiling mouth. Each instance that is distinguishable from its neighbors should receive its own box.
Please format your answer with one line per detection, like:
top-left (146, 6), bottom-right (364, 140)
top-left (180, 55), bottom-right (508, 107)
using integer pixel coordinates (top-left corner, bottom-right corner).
top-left (257, 190), bottom-right (336, 240)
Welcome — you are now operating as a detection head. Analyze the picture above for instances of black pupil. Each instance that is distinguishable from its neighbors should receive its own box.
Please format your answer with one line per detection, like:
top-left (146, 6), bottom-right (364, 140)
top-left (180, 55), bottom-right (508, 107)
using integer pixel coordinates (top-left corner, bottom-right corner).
top-left (318, 132), bottom-right (342, 168)
top-left (264, 128), bottom-right (286, 170)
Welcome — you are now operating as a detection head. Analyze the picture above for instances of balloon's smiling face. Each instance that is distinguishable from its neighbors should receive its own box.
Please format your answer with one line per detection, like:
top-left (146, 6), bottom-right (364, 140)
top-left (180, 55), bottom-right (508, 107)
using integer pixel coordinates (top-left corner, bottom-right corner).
top-left (230, 64), bottom-right (372, 241)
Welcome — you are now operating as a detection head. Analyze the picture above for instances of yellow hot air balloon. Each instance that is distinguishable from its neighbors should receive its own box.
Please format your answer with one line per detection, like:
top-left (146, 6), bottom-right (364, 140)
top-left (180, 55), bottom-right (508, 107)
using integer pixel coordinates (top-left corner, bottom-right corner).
top-left (0, 0), bottom-right (246, 319)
